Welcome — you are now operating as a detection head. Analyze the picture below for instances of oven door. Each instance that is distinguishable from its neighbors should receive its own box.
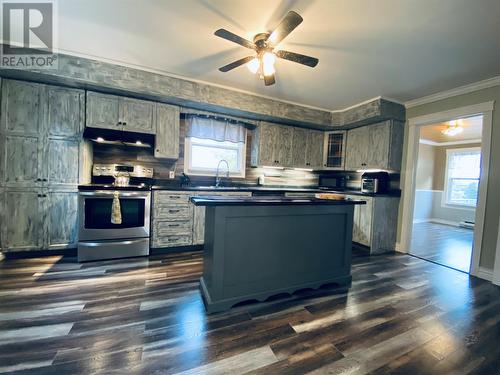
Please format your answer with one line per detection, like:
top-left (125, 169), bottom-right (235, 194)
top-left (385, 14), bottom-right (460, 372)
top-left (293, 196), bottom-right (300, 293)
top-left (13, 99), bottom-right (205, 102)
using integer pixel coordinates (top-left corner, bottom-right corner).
top-left (78, 191), bottom-right (150, 241)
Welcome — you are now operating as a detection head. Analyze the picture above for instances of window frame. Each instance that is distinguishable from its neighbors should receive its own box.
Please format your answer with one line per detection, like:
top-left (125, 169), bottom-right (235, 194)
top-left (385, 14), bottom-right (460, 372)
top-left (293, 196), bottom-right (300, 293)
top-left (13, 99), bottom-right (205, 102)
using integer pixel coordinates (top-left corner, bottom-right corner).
top-left (442, 146), bottom-right (481, 210)
top-left (183, 135), bottom-right (247, 178)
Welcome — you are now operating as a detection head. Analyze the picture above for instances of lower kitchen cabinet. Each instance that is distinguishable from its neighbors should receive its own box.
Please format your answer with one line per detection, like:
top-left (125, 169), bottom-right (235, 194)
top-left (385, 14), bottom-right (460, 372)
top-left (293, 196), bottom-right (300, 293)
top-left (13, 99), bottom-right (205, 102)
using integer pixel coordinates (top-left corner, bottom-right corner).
top-left (345, 194), bottom-right (399, 254)
top-left (0, 188), bottom-right (79, 252)
top-left (152, 190), bottom-right (252, 248)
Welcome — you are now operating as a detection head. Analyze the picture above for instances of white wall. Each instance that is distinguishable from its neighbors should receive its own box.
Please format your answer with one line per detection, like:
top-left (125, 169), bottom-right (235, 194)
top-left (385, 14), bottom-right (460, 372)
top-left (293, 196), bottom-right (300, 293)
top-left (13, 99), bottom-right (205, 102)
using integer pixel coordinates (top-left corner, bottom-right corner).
top-left (414, 189), bottom-right (476, 225)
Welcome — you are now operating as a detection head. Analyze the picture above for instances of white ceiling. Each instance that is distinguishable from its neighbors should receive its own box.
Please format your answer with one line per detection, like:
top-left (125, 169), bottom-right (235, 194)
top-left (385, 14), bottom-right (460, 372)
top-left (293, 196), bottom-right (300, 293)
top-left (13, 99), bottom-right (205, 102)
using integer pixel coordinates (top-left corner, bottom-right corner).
top-left (55, 0), bottom-right (500, 110)
top-left (420, 115), bottom-right (483, 143)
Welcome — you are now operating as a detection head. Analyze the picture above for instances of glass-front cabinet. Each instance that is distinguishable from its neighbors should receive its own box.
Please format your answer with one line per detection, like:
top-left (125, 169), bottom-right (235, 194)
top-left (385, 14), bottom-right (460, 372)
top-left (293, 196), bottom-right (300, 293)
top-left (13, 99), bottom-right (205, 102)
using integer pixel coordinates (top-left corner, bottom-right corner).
top-left (323, 131), bottom-right (347, 169)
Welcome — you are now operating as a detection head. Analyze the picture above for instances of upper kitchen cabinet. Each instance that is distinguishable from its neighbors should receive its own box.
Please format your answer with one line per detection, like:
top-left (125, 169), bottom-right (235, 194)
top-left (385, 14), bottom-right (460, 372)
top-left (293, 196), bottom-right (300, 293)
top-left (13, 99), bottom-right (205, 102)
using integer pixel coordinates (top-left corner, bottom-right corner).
top-left (155, 103), bottom-right (180, 159)
top-left (292, 128), bottom-right (324, 169)
top-left (322, 131), bottom-right (346, 170)
top-left (344, 120), bottom-right (404, 171)
top-left (86, 91), bottom-right (155, 134)
top-left (252, 122), bottom-right (323, 169)
top-left (0, 79), bottom-right (86, 188)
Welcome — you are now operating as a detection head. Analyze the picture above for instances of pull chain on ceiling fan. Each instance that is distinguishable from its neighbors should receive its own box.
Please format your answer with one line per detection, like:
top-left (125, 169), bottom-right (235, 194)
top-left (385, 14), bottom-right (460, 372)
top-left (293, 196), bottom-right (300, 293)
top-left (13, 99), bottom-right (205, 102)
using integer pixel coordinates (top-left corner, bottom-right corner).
top-left (214, 11), bottom-right (319, 86)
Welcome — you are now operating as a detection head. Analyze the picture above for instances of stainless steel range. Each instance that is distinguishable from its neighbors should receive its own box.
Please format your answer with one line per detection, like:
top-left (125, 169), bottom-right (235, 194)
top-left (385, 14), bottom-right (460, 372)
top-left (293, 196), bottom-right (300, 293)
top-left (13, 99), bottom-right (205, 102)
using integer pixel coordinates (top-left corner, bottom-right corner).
top-left (77, 164), bottom-right (153, 262)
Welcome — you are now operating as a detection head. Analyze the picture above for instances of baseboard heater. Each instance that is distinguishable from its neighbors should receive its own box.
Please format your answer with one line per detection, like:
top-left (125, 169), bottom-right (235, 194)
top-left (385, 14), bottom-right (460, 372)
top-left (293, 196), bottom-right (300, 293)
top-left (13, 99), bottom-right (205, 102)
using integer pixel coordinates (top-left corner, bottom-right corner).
top-left (459, 221), bottom-right (475, 229)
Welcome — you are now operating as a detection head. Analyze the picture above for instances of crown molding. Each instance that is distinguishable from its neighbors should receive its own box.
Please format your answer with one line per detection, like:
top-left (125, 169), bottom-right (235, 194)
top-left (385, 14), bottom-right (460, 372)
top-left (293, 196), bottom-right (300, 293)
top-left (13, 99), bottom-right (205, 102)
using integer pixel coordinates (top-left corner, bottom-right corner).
top-left (405, 76), bottom-right (500, 108)
top-left (419, 138), bottom-right (482, 146)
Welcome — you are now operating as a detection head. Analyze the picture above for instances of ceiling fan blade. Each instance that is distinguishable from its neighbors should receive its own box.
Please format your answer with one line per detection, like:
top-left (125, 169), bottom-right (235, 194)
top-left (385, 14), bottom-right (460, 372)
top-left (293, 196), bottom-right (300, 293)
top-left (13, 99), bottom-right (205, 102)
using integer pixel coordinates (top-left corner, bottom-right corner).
top-left (218, 56), bottom-right (255, 72)
top-left (268, 11), bottom-right (303, 46)
top-left (275, 50), bottom-right (319, 67)
top-left (214, 29), bottom-right (255, 49)
top-left (264, 74), bottom-right (276, 86)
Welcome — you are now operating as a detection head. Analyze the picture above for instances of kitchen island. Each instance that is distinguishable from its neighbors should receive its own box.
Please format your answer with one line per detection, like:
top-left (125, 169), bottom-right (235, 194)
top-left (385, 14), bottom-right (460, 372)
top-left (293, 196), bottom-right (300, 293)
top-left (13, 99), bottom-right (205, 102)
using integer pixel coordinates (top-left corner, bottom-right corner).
top-left (191, 196), bottom-right (366, 313)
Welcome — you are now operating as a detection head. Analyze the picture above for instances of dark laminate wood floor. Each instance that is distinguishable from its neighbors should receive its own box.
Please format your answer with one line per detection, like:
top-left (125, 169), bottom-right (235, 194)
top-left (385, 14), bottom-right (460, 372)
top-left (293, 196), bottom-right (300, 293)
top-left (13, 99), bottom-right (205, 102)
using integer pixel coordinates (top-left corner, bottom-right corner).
top-left (1, 250), bottom-right (499, 374)
top-left (410, 222), bottom-right (473, 273)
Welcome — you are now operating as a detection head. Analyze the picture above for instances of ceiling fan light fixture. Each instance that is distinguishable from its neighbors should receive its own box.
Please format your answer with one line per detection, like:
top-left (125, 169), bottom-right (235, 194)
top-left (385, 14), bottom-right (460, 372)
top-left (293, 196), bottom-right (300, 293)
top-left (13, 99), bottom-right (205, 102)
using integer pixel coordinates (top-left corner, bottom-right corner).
top-left (262, 52), bottom-right (276, 77)
top-left (247, 57), bottom-right (260, 74)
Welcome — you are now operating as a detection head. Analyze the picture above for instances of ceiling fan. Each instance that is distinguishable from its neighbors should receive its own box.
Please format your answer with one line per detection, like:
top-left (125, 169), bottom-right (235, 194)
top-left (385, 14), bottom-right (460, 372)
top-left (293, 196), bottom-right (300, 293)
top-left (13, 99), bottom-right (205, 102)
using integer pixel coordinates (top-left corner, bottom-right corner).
top-left (214, 11), bottom-right (319, 86)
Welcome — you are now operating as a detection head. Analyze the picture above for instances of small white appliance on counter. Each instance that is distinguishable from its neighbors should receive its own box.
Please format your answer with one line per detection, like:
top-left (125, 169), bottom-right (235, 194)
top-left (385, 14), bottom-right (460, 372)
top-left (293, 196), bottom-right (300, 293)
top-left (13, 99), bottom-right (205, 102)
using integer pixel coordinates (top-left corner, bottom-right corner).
top-left (77, 164), bottom-right (153, 262)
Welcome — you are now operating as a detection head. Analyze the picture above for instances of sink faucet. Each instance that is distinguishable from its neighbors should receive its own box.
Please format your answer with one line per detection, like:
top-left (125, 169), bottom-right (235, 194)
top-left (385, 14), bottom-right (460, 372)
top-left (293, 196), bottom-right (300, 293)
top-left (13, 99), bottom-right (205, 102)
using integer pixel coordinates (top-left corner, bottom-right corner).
top-left (215, 159), bottom-right (230, 188)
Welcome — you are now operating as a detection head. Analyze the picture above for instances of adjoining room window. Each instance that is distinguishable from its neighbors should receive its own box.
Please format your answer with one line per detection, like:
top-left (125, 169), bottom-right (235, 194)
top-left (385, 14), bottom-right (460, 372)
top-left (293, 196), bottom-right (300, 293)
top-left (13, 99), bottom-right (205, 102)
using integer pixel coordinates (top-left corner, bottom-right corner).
top-left (184, 115), bottom-right (246, 177)
top-left (444, 147), bottom-right (481, 207)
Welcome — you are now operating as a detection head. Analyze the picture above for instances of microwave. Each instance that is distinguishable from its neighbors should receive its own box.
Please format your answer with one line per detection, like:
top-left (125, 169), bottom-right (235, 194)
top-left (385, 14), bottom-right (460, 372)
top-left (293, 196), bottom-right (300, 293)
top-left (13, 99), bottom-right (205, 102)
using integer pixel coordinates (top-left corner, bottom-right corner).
top-left (318, 175), bottom-right (347, 190)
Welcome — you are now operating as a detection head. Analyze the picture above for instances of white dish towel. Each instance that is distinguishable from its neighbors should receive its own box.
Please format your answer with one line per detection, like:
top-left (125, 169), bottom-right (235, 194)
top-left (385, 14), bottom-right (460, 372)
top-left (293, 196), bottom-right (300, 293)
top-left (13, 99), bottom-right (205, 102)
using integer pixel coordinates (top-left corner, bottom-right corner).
top-left (111, 191), bottom-right (122, 224)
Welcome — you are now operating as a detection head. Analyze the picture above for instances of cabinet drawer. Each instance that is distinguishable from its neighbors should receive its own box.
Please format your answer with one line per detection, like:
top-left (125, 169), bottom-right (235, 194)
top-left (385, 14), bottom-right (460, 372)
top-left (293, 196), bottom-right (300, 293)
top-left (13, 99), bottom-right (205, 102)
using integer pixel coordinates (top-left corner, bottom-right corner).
top-left (154, 205), bottom-right (192, 220)
top-left (153, 234), bottom-right (192, 248)
top-left (154, 191), bottom-right (192, 204)
top-left (154, 220), bottom-right (192, 236)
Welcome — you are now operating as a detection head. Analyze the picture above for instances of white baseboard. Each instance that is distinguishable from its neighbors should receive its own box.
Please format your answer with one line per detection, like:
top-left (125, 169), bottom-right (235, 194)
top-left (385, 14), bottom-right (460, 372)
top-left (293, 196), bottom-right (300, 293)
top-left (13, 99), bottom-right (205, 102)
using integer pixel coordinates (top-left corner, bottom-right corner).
top-left (476, 267), bottom-right (493, 281)
top-left (413, 218), bottom-right (431, 224)
top-left (429, 218), bottom-right (460, 227)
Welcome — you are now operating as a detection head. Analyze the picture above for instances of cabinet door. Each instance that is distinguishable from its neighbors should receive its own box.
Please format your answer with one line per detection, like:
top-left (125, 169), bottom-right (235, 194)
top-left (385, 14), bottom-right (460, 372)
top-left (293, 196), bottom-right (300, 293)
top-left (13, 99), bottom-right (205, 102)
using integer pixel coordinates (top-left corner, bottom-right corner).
top-left (155, 103), bottom-right (180, 159)
top-left (306, 130), bottom-right (324, 169)
top-left (345, 126), bottom-right (369, 171)
top-left (120, 97), bottom-right (155, 134)
top-left (47, 86), bottom-right (84, 138)
top-left (277, 125), bottom-right (293, 167)
top-left (257, 122), bottom-right (278, 166)
top-left (86, 92), bottom-right (121, 130)
top-left (355, 197), bottom-right (373, 247)
top-left (0, 80), bottom-right (42, 136)
top-left (323, 131), bottom-right (346, 170)
top-left (44, 191), bottom-right (78, 249)
top-left (2, 189), bottom-right (43, 251)
top-left (1, 80), bottom-right (44, 187)
top-left (291, 128), bottom-right (307, 168)
top-left (367, 122), bottom-right (390, 169)
top-left (47, 139), bottom-right (80, 187)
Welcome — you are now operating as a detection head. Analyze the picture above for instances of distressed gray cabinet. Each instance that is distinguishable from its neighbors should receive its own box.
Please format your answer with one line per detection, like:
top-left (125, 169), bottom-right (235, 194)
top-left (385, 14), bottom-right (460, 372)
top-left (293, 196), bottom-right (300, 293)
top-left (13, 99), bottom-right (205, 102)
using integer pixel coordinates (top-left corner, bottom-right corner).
top-left (155, 103), bottom-right (180, 159)
top-left (1, 189), bottom-right (43, 251)
top-left (252, 122), bottom-right (322, 169)
top-left (345, 194), bottom-right (399, 254)
top-left (345, 120), bottom-right (404, 171)
top-left (86, 91), bottom-right (155, 134)
top-left (322, 131), bottom-right (346, 170)
top-left (0, 79), bottom-right (86, 252)
top-left (152, 190), bottom-right (252, 248)
top-left (291, 128), bottom-right (324, 169)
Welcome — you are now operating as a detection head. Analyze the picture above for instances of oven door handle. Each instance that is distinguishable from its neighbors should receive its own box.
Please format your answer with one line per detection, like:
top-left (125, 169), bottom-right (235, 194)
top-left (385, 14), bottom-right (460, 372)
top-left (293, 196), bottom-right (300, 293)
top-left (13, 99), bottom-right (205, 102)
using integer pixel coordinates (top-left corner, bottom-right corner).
top-left (79, 191), bottom-right (150, 198)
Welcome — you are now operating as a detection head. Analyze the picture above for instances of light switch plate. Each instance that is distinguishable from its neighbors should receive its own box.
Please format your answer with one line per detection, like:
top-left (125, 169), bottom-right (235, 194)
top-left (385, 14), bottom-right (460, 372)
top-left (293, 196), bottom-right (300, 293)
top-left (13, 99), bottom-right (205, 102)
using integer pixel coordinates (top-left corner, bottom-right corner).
top-left (169, 171), bottom-right (175, 179)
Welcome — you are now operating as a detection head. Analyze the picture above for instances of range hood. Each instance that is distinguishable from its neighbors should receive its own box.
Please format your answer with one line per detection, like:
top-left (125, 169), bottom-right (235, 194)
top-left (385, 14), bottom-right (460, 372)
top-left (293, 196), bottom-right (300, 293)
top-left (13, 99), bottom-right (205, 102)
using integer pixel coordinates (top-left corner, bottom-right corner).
top-left (83, 128), bottom-right (154, 148)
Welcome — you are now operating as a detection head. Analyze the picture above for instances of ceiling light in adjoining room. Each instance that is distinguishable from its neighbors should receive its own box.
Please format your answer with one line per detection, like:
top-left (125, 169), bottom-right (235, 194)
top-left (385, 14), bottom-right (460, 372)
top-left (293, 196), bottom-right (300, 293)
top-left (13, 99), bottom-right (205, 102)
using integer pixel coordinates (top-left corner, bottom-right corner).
top-left (441, 120), bottom-right (463, 136)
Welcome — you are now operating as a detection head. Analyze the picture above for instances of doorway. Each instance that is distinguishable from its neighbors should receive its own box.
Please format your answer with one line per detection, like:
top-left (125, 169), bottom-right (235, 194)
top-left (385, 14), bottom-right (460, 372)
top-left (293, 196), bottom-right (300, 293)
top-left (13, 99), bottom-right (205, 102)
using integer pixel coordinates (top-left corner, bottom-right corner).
top-left (410, 116), bottom-right (482, 272)
top-left (398, 102), bottom-right (494, 278)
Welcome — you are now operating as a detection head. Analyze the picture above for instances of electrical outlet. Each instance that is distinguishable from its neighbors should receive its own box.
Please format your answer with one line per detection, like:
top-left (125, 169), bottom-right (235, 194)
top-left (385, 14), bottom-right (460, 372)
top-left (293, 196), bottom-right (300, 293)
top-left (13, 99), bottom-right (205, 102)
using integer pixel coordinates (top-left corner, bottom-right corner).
top-left (169, 171), bottom-right (175, 179)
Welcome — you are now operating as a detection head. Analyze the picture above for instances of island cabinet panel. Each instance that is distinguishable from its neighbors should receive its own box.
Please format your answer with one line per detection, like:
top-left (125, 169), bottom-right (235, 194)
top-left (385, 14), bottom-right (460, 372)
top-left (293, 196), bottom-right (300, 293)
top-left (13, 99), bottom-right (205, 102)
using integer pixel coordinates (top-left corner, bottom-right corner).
top-left (0, 79), bottom-right (86, 252)
top-left (154, 103), bottom-right (180, 159)
top-left (344, 120), bottom-right (404, 171)
top-left (86, 91), bottom-right (156, 134)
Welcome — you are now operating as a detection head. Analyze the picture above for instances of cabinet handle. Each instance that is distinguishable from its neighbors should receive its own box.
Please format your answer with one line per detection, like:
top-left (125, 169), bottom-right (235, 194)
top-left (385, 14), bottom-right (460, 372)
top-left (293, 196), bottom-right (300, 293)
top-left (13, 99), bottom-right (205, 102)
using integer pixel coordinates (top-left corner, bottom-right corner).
top-left (122, 122), bottom-right (127, 126)
top-left (37, 178), bottom-right (42, 182)
top-left (42, 178), bottom-right (47, 182)
top-left (168, 224), bottom-right (180, 227)
top-left (169, 196), bottom-right (181, 199)
top-left (169, 209), bottom-right (180, 213)
top-left (118, 121), bottom-right (122, 125)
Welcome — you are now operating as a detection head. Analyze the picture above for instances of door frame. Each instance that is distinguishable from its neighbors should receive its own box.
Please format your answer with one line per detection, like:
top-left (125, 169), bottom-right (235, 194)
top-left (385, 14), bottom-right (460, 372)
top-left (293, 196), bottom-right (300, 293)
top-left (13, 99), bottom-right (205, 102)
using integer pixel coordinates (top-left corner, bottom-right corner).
top-left (400, 101), bottom-right (494, 278)
top-left (493, 219), bottom-right (500, 285)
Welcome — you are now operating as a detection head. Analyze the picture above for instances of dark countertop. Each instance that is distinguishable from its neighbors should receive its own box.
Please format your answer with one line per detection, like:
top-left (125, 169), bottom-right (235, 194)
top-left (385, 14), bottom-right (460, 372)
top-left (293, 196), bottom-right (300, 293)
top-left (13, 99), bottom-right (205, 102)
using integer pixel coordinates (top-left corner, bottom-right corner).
top-left (151, 184), bottom-right (401, 198)
top-left (78, 184), bottom-right (151, 191)
top-left (190, 196), bottom-right (367, 206)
